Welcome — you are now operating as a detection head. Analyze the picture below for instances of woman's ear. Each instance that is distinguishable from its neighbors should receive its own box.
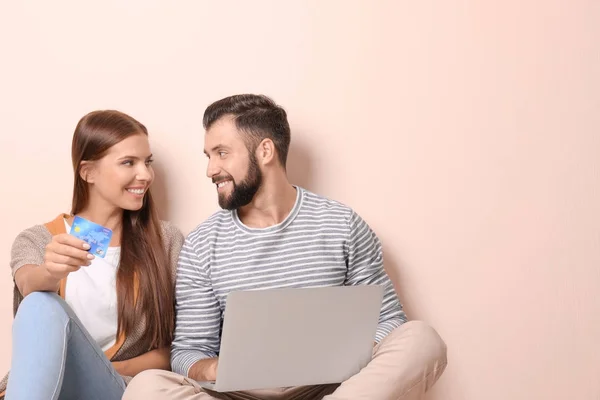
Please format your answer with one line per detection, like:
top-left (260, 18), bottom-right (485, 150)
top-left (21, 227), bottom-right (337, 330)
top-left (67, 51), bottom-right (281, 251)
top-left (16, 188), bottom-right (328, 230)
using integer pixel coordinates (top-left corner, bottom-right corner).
top-left (79, 161), bottom-right (95, 184)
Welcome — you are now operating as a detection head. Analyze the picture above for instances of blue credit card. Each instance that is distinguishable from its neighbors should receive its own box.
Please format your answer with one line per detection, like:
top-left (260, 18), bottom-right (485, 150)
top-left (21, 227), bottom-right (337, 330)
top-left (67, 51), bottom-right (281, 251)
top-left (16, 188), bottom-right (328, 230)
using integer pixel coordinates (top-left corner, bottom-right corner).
top-left (69, 216), bottom-right (113, 258)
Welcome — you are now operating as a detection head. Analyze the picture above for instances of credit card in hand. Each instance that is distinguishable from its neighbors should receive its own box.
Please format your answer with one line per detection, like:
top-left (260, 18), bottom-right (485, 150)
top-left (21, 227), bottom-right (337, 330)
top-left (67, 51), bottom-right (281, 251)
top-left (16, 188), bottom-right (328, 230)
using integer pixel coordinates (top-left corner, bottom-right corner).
top-left (69, 216), bottom-right (113, 258)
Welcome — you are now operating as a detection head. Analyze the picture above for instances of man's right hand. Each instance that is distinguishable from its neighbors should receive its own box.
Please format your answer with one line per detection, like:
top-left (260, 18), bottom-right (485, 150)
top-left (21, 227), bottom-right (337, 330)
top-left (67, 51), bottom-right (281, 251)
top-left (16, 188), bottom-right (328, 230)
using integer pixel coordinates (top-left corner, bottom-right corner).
top-left (189, 358), bottom-right (219, 382)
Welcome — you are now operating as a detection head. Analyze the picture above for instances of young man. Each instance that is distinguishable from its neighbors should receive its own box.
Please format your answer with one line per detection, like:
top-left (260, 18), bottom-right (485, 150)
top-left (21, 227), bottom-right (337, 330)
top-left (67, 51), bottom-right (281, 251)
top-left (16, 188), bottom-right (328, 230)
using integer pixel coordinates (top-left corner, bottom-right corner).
top-left (123, 94), bottom-right (447, 400)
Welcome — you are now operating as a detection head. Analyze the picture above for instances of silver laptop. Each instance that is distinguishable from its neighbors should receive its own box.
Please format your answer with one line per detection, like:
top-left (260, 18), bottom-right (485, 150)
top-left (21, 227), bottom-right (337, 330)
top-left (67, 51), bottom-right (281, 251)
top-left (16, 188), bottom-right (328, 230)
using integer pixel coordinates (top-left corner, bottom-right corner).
top-left (196, 285), bottom-right (384, 392)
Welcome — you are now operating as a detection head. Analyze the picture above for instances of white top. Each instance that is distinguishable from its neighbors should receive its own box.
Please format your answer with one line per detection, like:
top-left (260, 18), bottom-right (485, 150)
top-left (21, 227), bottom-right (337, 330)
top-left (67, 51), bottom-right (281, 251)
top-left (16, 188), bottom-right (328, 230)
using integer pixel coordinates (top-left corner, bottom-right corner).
top-left (63, 219), bottom-right (119, 352)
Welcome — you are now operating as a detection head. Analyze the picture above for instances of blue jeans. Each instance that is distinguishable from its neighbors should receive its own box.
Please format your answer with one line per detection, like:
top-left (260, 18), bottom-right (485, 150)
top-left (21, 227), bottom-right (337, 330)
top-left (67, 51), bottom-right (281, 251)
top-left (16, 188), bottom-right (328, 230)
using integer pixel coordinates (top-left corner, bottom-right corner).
top-left (6, 292), bottom-right (126, 400)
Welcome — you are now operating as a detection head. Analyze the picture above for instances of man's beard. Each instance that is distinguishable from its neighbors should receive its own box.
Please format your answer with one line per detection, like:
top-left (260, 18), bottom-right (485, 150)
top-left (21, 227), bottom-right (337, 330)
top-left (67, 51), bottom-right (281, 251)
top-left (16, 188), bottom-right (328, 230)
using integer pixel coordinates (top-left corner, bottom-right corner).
top-left (217, 153), bottom-right (262, 210)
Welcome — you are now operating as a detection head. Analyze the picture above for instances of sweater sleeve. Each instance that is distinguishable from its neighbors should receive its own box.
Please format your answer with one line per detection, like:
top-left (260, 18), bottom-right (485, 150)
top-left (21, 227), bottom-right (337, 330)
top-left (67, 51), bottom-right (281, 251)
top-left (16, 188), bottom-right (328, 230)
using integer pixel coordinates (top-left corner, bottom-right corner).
top-left (170, 233), bottom-right (222, 377)
top-left (344, 211), bottom-right (407, 342)
top-left (10, 225), bottom-right (52, 277)
top-left (160, 220), bottom-right (185, 285)
top-left (9, 224), bottom-right (52, 316)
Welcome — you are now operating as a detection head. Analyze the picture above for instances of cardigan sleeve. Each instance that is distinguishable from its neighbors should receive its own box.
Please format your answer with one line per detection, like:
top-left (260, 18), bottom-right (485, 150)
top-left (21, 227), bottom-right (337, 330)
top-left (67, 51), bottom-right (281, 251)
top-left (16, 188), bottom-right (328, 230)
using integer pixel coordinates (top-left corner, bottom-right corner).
top-left (160, 220), bottom-right (185, 286)
top-left (10, 225), bottom-right (52, 277)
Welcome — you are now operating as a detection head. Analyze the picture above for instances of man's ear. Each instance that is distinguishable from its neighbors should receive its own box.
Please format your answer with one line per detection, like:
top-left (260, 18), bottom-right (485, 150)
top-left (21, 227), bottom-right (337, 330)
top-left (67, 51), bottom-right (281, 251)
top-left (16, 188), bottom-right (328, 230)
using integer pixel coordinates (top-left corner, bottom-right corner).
top-left (257, 138), bottom-right (276, 166)
top-left (79, 161), bottom-right (95, 184)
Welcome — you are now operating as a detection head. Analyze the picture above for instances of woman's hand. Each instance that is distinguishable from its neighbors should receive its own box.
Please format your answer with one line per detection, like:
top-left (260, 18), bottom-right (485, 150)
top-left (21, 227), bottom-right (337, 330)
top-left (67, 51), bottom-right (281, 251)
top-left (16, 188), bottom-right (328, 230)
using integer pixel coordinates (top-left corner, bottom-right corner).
top-left (42, 233), bottom-right (94, 280)
top-left (112, 360), bottom-right (129, 376)
top-left (15, 233), bottom-right (95, 296)
top-left (111, 348), bottom-right (171, 377)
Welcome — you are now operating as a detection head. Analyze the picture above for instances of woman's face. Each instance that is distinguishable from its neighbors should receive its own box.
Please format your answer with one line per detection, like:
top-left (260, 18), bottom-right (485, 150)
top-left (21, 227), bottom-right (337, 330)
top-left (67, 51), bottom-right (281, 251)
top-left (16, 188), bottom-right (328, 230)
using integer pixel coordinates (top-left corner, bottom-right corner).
top-left (83, 133), bottom-right (155, 211)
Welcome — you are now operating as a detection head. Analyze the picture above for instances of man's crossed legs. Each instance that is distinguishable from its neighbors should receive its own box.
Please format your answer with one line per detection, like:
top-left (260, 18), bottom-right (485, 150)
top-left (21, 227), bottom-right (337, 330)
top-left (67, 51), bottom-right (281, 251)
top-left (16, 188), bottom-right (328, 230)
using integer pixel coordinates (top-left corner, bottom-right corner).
top-left (123, 321), bottom-right (447, 400)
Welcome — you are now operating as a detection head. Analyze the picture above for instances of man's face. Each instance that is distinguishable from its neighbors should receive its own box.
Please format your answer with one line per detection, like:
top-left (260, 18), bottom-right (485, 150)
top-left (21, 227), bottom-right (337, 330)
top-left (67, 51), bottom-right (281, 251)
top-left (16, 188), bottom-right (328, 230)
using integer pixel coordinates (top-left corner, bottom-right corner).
top-left (204, 116), bottom-right (262, 210)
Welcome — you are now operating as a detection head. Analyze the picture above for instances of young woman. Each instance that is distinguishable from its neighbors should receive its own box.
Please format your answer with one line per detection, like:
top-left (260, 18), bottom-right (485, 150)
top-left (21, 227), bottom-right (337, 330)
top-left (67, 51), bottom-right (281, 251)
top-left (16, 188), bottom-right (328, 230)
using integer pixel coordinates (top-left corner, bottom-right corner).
top-left (0, 110), bottom-right (184, 400)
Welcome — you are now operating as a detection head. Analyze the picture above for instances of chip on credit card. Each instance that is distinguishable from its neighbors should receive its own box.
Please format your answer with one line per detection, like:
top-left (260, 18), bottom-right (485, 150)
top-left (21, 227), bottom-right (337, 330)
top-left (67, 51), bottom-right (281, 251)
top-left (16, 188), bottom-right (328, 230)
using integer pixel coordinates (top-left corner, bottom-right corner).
top-left (69, 216), bottom-right (113, 258)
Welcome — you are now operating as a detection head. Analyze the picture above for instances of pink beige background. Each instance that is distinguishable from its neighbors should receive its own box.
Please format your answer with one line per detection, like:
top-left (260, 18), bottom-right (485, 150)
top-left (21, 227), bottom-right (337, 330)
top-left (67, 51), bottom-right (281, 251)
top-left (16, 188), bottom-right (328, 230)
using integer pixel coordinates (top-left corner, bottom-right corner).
top-left (1, 1), bottom-right (599, 399)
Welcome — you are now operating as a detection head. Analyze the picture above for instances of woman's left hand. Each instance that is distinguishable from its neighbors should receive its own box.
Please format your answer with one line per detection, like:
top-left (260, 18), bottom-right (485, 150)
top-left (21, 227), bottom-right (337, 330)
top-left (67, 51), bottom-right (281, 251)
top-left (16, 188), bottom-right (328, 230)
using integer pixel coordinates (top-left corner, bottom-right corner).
top-left (110, 348), bottom-right (170, 378)
top-left (112, 360), bottom-right (129, 376)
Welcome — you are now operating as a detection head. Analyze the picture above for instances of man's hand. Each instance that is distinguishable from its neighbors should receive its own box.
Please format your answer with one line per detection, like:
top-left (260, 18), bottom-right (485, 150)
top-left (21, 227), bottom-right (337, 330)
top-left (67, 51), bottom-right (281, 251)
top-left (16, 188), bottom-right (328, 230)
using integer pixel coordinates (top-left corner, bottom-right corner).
top-left (189, 358), bottom-right (219, 382)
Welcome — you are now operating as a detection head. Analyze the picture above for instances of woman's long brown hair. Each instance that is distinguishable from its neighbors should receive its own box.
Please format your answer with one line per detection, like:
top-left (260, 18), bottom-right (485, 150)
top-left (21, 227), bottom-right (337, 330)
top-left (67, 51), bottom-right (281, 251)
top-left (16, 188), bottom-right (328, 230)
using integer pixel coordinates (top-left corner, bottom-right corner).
top-left (70, 110), bottom-right (174, 350)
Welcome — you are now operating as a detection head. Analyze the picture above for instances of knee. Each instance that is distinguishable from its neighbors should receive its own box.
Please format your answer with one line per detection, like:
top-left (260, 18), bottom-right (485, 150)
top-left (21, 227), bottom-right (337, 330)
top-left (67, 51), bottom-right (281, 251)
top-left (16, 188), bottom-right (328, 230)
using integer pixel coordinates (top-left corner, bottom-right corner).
top-left (14, 292), bottom-right (68, 327)
top-left (123, 369), bottom-right (177, 399)
top-left (384, 320), bottom-right (448, 368)
top-left (402, 320), bottom-right (448, 366)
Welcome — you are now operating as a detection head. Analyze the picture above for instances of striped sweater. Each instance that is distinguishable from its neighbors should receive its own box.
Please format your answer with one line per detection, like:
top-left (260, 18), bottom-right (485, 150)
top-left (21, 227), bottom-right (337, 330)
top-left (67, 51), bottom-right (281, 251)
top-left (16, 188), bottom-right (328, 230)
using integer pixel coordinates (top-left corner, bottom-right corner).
top-left (171, 187), bottom-right (407, 376)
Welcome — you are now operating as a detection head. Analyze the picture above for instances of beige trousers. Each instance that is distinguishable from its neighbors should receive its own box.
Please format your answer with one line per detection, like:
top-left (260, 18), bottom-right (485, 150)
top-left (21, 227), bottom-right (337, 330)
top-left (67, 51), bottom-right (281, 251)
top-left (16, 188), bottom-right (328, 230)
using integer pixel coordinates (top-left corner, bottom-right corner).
top-left (123, 321), bottom-right (447, 400)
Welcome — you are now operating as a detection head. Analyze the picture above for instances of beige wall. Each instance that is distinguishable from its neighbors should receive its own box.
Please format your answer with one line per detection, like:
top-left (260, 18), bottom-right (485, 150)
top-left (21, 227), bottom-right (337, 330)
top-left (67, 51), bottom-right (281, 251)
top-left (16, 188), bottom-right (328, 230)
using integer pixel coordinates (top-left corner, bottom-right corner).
top-left (1, 1), bottom-right (599, 399)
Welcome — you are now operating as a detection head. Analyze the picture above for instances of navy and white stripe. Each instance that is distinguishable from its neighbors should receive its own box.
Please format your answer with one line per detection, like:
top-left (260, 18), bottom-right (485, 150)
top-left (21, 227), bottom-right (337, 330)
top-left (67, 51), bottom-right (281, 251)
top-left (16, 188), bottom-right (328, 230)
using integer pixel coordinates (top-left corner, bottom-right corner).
top-left (171, 187), bottom-right (407, 376)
